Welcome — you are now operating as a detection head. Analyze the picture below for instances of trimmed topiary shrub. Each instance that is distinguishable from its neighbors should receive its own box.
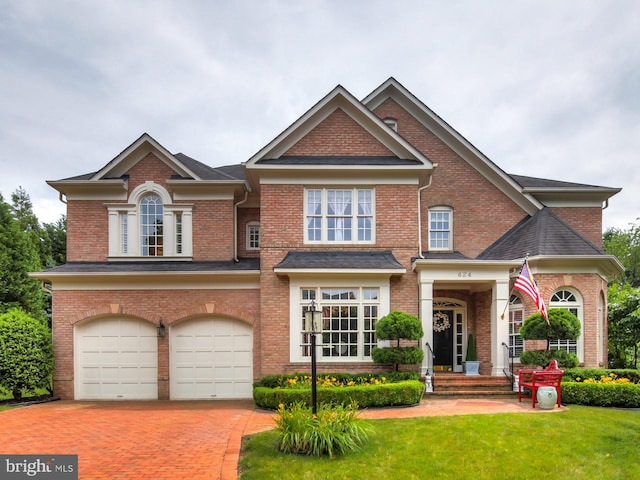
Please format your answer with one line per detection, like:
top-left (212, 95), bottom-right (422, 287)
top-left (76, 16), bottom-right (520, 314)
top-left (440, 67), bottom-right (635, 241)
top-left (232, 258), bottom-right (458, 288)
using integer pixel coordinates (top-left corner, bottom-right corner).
top-left (519, 349), bottom-right (579, 368)
top-left (371, 310), bottom-right (423, 371)
top-left (0, 308), bottom-right (53, 401)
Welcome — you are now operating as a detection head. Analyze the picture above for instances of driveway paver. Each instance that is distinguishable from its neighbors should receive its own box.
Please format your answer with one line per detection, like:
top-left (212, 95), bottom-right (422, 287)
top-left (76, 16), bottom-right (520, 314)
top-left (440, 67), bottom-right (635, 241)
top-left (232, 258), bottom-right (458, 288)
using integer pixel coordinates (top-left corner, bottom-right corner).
top-left (0, 397), bottom-right (556, 479)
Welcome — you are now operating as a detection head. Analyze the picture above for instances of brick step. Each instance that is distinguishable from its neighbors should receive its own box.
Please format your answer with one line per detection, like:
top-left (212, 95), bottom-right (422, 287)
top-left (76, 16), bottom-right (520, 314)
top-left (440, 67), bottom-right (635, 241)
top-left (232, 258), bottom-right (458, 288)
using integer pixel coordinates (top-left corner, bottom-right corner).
top-left (429, 391), bottom-right (517, 398)
top-left (428, 373), bottom-right (514, 394)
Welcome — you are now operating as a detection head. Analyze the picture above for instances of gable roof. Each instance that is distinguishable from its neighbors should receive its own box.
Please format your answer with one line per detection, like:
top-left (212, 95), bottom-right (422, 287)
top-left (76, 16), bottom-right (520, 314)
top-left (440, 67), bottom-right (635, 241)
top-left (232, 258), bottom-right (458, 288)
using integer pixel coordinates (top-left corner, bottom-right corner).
top-left (477, 208), bottom-right (603, 260)
top-left (90, 133), bottom-right (200, 180)
top-left (48, 134), bottom-right (248, 198)
top-left (243, 84), bottom-right (434, 189)
top-left (363, 78), bottom-right (544, 216)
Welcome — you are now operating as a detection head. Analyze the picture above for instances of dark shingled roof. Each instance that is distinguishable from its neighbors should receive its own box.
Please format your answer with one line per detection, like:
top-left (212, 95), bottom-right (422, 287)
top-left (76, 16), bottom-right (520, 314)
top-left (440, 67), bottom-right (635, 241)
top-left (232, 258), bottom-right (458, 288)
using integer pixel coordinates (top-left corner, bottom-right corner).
top-left (416, 251), bottom-right (472, 261)
top-left (510, 174), bottom-right (615, 191)
top-left (41, 259), bottom-right (260, 274)
top-left (275, 251), bottom-right (404, 270)
top-left (478, 208), bottom-right (603, 260)
top-left (257, 156), bottom-right (423, 166)
top-left (173, 153), bottom-right (247, 182)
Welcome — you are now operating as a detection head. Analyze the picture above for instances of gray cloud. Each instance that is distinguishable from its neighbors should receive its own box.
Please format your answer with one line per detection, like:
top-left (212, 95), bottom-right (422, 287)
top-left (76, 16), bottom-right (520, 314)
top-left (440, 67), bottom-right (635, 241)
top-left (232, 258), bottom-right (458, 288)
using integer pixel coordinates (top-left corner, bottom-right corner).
top-left (1, 0), bottom-right (638, 230)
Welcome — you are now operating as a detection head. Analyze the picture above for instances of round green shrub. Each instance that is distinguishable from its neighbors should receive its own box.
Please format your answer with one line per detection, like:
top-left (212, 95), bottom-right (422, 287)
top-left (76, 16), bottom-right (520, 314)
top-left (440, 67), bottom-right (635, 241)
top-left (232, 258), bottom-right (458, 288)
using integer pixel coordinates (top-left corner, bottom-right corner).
top-left (519, 349), bottom-right (579, 368)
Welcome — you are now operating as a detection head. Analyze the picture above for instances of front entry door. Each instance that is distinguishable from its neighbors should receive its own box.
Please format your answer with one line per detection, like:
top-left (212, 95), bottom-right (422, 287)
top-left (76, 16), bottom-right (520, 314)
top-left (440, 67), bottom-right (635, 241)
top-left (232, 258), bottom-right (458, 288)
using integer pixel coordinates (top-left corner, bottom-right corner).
top-left (433, 301), bottom-right (466, 372)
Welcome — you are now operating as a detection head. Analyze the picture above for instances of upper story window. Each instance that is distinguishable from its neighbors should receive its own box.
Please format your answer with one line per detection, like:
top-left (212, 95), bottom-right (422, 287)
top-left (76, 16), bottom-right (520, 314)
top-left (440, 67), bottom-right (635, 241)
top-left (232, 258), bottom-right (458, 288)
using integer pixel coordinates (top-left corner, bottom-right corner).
top-left (247, 221), bottom-right (260, 250)
top-left (107, 181), bottom-right (192, 259)
top-left (140, 195), bottom-right (164, 256)
top-left (549, 288), bottom-right (583, 359)
top-left (305, 188), bottom-right (374, 244)
top-left (429, 206), bottom-right (453, 251)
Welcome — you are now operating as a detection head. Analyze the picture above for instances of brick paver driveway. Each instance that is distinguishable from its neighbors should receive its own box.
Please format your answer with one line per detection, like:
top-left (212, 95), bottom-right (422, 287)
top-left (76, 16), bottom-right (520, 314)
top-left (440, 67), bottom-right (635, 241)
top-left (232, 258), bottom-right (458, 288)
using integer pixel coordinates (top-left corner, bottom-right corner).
top-left (0, 400), bottom-right (275, 480)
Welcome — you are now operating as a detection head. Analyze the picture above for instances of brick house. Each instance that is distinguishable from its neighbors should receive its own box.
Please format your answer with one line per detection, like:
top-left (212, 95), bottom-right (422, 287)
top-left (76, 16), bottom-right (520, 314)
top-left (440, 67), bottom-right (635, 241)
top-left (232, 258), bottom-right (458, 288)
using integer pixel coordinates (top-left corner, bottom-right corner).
top-left (34, 78), bottom-right (623, 400)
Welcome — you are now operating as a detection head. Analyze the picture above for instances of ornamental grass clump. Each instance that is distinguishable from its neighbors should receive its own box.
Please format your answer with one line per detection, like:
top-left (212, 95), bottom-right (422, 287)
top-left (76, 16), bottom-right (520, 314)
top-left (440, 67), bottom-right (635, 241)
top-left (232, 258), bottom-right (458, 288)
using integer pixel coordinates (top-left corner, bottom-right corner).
top-left (274, 402), bottom-right (370, 458)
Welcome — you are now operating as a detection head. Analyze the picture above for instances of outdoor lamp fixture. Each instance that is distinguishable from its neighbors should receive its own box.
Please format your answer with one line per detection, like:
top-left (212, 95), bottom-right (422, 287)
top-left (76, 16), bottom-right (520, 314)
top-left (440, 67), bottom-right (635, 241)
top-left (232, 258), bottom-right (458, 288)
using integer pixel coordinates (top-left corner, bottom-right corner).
top-left (304, 299), bottom-right (322, 414)
top-left (157, 319), bottom-right (166, 338)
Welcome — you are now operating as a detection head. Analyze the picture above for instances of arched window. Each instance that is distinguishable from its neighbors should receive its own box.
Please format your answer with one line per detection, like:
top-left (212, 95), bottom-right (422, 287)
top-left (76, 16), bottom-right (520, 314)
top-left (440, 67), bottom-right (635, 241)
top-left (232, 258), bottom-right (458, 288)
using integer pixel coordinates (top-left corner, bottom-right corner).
top-left (107, 181), bottom-right (192, 259)
top-left (549, 288), bottom-right (583, 360)
top-left (509, 294), bottom-right (524, 358)
top-left (140, 194), bottom-right (163, 256)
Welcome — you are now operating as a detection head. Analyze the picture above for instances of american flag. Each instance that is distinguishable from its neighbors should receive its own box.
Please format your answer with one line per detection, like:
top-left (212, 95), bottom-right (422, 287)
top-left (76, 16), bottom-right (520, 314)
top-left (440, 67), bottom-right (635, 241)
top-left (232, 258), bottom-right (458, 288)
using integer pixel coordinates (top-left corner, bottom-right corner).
top-left (514, 260), bottom-right (550, 325)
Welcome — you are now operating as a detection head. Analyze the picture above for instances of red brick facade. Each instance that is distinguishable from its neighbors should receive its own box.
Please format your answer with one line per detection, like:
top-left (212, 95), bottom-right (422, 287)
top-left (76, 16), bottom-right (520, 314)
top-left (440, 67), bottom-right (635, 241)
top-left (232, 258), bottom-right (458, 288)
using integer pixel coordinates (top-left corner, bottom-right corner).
top-left (43, 80), bottom-right (619, 400)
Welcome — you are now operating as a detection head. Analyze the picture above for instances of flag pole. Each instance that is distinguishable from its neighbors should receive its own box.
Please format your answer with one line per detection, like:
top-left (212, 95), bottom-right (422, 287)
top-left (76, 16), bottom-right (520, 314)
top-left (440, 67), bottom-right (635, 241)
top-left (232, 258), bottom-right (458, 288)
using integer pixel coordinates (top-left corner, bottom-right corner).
top-left (501, 254), bottom-right (529, 320)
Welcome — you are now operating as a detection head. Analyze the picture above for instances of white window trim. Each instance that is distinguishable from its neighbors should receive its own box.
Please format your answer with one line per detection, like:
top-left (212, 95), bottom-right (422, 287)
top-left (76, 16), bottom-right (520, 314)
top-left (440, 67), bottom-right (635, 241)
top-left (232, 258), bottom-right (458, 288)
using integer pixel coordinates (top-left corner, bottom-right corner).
top-left (107, 181), bottom-right (193, 260)
top-left (304, 187), bottom-right (375, 244)
top-left (288, 277), bottom-right (390, 363)
top-left (428, 206), bottom-right (453, 251)
top-left (246, 221), bottom-right (260, 251)
top-left (508, 294), bottom-right (525, 361)
top-left (549, 287), bottom-right (584, 362)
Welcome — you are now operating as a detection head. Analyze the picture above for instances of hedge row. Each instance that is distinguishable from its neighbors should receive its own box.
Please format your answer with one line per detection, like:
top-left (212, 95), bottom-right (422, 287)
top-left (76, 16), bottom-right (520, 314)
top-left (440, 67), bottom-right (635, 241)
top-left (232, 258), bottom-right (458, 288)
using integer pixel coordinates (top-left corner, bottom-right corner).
top-left (561, 382), bottom-right (640, 408)
top-left (254, 380), bottom-right (425, 410)
top-left (561, 368), bottom-right (640, 383)
top-left (254, 371), bottom-right (419, 389)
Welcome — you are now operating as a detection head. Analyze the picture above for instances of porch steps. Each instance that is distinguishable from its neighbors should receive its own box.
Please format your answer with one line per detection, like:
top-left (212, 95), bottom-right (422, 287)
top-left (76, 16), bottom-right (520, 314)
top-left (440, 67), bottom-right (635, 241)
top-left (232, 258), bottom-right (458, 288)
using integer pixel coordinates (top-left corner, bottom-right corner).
top-left (428, 373), bottom-right (515, 398)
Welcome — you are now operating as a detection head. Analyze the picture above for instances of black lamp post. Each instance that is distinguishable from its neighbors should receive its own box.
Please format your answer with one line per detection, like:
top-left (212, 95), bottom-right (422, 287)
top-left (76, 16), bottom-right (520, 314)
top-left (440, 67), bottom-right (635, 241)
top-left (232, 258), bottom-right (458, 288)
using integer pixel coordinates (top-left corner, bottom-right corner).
top-left (304, 299), bottom-right (322, 414)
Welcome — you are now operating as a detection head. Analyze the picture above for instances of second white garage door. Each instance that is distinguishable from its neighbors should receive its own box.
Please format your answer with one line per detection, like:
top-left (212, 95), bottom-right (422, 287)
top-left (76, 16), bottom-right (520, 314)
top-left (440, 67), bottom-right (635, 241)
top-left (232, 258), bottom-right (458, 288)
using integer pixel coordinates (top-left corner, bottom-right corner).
top-left (170, 317), bottom-right (253, 399)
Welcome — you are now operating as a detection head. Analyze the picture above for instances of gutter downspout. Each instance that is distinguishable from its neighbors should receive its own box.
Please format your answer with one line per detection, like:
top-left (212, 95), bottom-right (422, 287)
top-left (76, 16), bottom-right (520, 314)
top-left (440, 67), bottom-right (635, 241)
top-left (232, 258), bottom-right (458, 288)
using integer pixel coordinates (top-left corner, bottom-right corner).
top-left (417, 174), bottom-right (433, 259)
top-left (233, 190), bottom-right (249, 262)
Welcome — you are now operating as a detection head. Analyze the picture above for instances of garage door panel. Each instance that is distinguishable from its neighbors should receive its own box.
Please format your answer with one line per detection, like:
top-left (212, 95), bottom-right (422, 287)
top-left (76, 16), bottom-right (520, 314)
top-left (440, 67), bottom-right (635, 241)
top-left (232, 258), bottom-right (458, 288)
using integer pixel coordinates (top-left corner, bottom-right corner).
top-left (76, 317), bottom-right (158, 400)
top-left (171, 318), bottom-right (253, 400)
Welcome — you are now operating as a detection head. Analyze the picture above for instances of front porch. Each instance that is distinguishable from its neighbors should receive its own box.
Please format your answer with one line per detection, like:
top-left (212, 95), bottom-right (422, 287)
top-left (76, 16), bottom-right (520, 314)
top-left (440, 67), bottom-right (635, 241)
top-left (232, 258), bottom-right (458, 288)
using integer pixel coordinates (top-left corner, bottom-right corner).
top-left (414, 257), bottom-right (520, 378)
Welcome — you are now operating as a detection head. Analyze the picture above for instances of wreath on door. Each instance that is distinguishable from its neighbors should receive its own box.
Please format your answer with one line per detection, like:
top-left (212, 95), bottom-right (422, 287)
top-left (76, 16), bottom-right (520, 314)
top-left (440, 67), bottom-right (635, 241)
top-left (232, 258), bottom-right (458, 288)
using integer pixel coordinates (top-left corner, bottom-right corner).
top-left (433, 312), bottom-right (451, 332)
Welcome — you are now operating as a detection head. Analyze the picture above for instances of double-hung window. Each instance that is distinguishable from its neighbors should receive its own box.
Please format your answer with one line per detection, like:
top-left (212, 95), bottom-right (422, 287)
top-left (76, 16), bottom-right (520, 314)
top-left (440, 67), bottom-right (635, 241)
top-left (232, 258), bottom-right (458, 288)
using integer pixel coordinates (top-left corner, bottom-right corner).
top-left (305, 188), bottom-right (374, 243)
top-left (429, 206), bottom-right (452, 251)
top-left (299, 287), bottom-right (379, 361)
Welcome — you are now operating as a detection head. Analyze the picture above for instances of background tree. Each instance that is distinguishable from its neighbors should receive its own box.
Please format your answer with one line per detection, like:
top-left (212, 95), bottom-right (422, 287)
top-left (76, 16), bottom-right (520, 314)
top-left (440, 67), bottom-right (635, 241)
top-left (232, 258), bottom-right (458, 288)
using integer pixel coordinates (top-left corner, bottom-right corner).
top-left (372, 310), bottom-right (424, 371)
top-left (519, 308), bottom-right (581, 367)
top-left (0, 193), bottom-right (46, 321)
top-left (607, 283), bottom-right (640, 368)
top-left (603, 222), bottom-right (640, 368)
top-left (0, 308), bottom-right (54, 401)
top-left (603, 223), bottom-right (640, 288)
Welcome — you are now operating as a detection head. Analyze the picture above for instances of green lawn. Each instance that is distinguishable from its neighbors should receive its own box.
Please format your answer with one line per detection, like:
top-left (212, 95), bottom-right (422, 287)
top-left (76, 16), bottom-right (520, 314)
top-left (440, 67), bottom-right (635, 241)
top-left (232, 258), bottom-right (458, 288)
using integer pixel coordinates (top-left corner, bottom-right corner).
top-left (239, 406), bottom-right (640, 480)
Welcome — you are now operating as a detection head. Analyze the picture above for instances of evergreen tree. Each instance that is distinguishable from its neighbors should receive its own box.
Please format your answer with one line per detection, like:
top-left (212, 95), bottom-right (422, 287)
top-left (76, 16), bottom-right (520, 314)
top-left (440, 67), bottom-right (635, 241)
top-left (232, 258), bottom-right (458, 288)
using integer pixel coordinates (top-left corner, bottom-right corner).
top-left (0, 193), bottom-right (46, 321)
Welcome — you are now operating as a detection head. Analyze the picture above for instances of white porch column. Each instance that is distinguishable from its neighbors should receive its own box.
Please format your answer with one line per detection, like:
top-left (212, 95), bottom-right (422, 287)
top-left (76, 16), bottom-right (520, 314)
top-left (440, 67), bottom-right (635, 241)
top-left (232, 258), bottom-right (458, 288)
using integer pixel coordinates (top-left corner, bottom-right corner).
top-left (419, 279), bottom-right (434, 376)
top-left (491, 279), bottom-right (511, 375)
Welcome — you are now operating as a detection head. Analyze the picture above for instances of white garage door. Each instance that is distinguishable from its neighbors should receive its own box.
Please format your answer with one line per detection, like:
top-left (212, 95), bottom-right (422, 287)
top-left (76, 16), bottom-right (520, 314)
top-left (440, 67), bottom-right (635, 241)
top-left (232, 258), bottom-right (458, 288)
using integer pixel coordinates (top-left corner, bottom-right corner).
top-left (75, 317), bottom-right (158, 400)
top-left (171, 317), bottom-right (253, 399)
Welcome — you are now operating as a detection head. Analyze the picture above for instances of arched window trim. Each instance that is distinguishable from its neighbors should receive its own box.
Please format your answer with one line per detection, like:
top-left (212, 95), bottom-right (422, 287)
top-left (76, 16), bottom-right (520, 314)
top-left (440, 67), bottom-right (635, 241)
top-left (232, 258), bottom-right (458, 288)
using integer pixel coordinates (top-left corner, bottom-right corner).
top-left (549, 286), bottom-right (584, 362)
top-left (107, 181), bottom-right (193, 259)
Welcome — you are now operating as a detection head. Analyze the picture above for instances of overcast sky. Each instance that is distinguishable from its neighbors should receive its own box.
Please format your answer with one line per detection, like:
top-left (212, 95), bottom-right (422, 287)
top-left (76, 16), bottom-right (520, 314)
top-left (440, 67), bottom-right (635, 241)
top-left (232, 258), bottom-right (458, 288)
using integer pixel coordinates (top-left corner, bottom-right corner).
top-left (1, 0), bottom-right (639, 231)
